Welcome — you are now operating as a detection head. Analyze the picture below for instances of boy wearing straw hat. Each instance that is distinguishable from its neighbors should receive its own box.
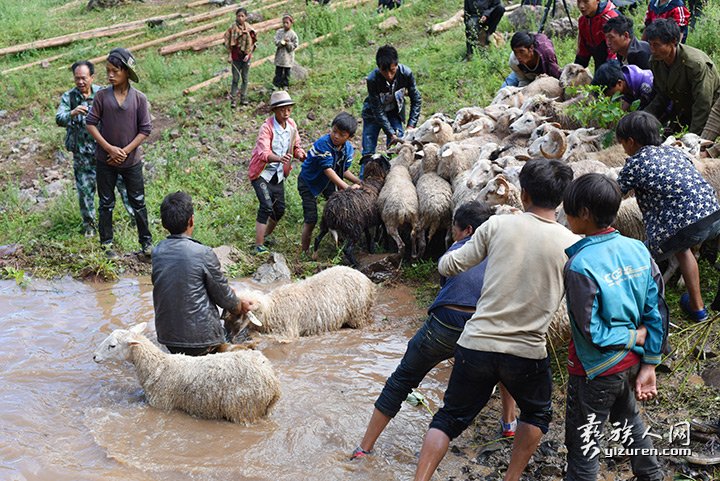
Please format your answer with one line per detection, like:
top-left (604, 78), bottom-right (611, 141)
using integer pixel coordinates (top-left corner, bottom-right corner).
top-left (248, 91), bottom-right (306, 254)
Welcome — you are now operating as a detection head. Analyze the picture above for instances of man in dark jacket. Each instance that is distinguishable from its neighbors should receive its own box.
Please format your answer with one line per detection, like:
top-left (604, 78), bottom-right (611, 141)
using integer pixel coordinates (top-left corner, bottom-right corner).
top-left (464, 0), bottom-right (505, 60)
top-left (361, 45), bottom-right (422, 157)
top-left (603, 15), bottom-right (651, 69)
top-left (152, 191), bottom-right (255, 356)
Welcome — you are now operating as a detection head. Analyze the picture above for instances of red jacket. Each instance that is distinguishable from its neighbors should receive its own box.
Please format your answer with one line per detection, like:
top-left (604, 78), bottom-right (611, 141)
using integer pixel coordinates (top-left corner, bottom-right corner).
top-left (575, 1), bottom-right (619, 68)
top-left (644, 0), bottom-right (690, 42)
top-left (248, 116), bottom-right (305, 181)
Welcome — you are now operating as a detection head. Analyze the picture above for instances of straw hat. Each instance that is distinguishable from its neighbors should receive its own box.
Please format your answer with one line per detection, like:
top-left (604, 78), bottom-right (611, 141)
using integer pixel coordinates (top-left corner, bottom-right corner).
top-left (269, 90), bottom-right (295, 108)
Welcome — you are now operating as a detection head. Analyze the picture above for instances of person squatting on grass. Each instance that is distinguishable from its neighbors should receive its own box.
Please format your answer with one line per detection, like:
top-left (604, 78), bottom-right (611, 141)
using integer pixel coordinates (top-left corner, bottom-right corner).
top-left (412, 159), bottom-right (580, 481)
top-left (298, 112), bottom-right (361, 256)
top-left (643, 18), bottom-right (720, 136)
top-left (272, 14), bottom-right (299, 89)
top-left (616, 111), bottom-right (720, 322)
top-left (351, 201), bottom-right (519, 461)
top-left (562, 173), bottom-right (667, 481)
top-left (501, 31), bottom-right (561, 88)
top-left (56, 60), bottom-right (134, 238)
top-left (575, 0), bottom-right (620, 69)
top-left (361, 45), bottom-right (421, 159)
top-left (224, 7), bottom-right (257, 108)
top-left (152, 191), bottom-right (256, 356)
top-left (248, 91), bottom-right (306, 255)
top-left (591, 60), bottom-right (655, 111)
top-left (463, 0), bottom-right (505, 60)
top-left (85, 48), bottom-right (153, 259)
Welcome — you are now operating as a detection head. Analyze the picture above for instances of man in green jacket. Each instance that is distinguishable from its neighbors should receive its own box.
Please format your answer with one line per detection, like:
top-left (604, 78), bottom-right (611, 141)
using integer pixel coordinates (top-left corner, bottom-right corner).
top-left (643, 19), bottom-right (720, 136)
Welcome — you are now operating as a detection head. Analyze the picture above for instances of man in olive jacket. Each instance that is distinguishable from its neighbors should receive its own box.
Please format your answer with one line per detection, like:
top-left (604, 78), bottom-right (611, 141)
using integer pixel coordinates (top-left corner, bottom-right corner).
top-left (644, 19), bottom-right (720, 135)
top-left (152, 191), bottom-right (254, 356)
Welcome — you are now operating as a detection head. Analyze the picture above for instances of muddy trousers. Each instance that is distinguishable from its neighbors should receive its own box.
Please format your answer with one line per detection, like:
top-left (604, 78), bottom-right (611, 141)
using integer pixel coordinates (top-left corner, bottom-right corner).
top-left (231, 59), bottom-right (250, 101)
top-left (565, 366), bottom-right (663, 481)
top-left (96, 161), bottom-right (152, 248)
top-left (73, 152), bottom-right (133, 231)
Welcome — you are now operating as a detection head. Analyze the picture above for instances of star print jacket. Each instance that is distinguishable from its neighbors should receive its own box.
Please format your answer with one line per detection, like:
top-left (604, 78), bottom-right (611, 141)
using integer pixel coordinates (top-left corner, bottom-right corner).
top-left (616, 144), bottom-right (720, 254)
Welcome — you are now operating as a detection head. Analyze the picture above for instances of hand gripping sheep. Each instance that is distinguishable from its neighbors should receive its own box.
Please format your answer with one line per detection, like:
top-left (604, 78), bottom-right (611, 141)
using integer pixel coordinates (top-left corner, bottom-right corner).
top-left (93, 323), bottom-right (281, 424)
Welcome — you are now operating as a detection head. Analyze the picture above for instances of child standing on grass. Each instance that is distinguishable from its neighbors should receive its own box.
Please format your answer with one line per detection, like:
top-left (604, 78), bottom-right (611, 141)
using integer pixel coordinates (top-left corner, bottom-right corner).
top-left (224, 7), bottom-right (257, 108)
top-left (86, 48), bottom-right (153, 259)
top-left (248, 91), bottom-right (306, 255)
top-left (615, 111), bottom-right (720, 322)
top-left (298, 112), bottom-right (361, 256)
top-left (562, 173), bottom-right (666, 481)
top-left (273, 14), bottom-right (299, 89)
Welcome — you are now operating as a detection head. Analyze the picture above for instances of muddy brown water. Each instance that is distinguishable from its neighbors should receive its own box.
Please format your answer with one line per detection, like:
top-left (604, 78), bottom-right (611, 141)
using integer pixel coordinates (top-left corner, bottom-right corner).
top-left (0, 277), bottom-right (481, 481)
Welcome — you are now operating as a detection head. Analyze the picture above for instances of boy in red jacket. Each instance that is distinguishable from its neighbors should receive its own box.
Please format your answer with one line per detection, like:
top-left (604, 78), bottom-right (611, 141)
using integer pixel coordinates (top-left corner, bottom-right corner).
top-left (575, 0), bottom-right (620, 69)
top-left (248, 91), bottom-right (306, 254)
top-left (644, 0), bottom-right (691, 43)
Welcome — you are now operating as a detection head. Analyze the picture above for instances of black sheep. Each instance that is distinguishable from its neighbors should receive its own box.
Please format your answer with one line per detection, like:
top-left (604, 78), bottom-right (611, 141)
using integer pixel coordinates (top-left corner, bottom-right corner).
top-left (313, 154), bottom-right (391, 267)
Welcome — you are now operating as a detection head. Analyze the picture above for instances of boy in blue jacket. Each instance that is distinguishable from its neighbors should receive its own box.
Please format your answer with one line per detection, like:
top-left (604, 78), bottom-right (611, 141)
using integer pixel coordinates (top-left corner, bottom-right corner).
top-left (562, 173), bottom-right (666, 481)
top-left (298, 112), bottom-right (362, 255)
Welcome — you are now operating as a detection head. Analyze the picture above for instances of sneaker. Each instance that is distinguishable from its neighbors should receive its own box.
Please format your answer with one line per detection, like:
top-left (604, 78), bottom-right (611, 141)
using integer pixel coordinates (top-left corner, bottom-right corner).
top-left (349, 446), bottom-right (373, 461)
top-left (500, 418), bottom-right (517, 438)
top-left (254, 245), bottom-right (270, 255)
top-left (230, 98), bottom-right (237, 109)
top-left (83, 227), bottom-right (96, 238)
top-left (680, 293), bottom-right (709, 322)
top-left (240, 97), bottom-right (249, 106)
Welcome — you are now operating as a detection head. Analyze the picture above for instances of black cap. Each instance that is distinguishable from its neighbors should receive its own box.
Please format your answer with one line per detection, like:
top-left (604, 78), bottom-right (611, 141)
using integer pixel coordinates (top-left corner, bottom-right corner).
top-left (107, 48), bottom-right (139, 82)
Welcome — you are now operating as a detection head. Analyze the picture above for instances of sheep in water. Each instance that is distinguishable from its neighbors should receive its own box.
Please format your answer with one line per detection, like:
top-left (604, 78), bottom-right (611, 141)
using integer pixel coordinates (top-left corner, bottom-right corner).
top-left (313, 154), bottom-right (391, 266)
top-left (228, 266), bottom-right (377, 339)
top-left (93, 322), bottom-right (281, 424)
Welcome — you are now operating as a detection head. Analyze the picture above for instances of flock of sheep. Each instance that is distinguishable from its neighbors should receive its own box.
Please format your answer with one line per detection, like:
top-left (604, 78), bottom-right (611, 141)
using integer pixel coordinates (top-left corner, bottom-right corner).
top-left (93, 63), bottom-right (720, 426)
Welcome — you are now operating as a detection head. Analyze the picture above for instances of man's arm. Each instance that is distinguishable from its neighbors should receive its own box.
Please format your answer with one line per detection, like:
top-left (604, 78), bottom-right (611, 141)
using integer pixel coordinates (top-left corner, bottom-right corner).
top-left (344, 170), bottom-right (361, 185)
top-left (56, 91), bottom-right (72, 127)
top-left (203, 248), bottom-right (241, 313)
top-left (405, 68), bottom-right (422, 128)
top-left (688, 61), bottom-right (717, 135)
top-left (438, 222), bottom-right (490, 277)
top-left (324, 167), bottom-right (351, 190)
top-left (366, 77), bottom-right (396, 137)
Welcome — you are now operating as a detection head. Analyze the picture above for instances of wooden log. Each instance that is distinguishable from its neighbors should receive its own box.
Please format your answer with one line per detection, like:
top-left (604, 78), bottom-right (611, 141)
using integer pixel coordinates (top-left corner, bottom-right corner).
top-left (183, 25), bottom-right (353, 95)
top-left (86, 18), bottom-right (228, 65)
top-left (0, 13), bottom-right (183, 57)
top-left (428, 9), bottom-right (464, 35)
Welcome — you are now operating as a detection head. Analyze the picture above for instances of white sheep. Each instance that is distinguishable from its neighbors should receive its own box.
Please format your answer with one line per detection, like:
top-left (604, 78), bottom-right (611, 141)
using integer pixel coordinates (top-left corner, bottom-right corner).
top-left (559, 63), bottom-right (593, 99)
top-left (421, 142), bottom-right (441, 174)
top-left (520, 75), bottom-right (563, 100)
top-left (478, 174), bottom-right (523, 209)
top-left (491, 86), bottom-right (524, 108)
top-left (509, 111), bottom-right (550, 136)
top-left (411, 117), bottom-right (455, 146)
top-left (416, 172), bottom-right (453, 256)
top-left (231, 266), bottom-right (377, 339)
top-left (93, 322), bottom-right (281, 424)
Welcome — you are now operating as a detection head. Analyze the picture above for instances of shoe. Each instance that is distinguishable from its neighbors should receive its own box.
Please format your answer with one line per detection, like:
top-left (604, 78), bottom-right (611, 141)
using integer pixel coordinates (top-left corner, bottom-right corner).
top-left (140, 242), bottom-right (153, 258)
top-left (680, 293), bottom-right (709, 322)
top-left (263, 236), bottom-right (277, 247)
top-left (83, 227), bottom-right (96, 238)
top-left (230, 98), bottom-right (237, 108)
top-left (349, 446), bottom-right (373, 461)
top-left (500, 418), bottom-right (517, 438)
top-left (240, 97), bottom-right (249, 106)
top-left (102, 243), bottom-right (118, 259)
top-left (254, 245), bottom-right (270, 255)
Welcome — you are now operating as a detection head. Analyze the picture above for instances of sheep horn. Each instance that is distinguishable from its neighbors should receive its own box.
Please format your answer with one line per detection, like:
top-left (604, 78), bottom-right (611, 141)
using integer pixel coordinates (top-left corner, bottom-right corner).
top-left (539, 130), bottom-right (567, 159)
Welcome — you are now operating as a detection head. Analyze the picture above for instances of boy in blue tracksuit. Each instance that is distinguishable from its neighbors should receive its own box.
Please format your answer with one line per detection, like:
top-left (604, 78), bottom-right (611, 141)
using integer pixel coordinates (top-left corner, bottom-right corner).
top-left (297, 112), bottom-right (361, 255)
top-left (562, 173), bottom-right (666, 481)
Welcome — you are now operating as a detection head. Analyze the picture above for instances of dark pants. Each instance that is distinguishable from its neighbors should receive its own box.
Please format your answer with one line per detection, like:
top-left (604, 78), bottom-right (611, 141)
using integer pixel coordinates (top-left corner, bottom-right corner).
top-left (464, 5), bottom-right (505, 55)
top-left (273, 66), bottom-right (291, 88)
top-left (430, 346), bottom-right (553, 440)
top-left (251, 176), bottom-right (286, 224)
top-left (361, 112), bottom-right (404, 155)
top-left (375, 311), bottom-right (470, 418)
top-left (565, 366), bottom-right (663, 481)
top-left (97, 161), bottom-right (152, 248)
top-left (689, 0), bottom-right (704, 28)
top-left (297, 175), bottom-right (336, 224)
top-left (166, 344), bottom-right (222, 356)
top-left (231, 58), bottom-right (250, 101)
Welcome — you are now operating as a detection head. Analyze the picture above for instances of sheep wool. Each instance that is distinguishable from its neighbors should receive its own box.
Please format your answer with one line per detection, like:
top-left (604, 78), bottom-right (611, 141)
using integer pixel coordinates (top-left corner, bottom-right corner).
top-left (237, 266), bottom-right (377, 338)
top-left (93, 324), bottom-right (281, 424)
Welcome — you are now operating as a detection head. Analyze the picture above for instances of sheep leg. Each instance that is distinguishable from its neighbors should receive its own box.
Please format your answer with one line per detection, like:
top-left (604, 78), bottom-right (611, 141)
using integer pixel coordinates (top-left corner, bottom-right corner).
top-left (662, 256), bottom-right (680, 286)
top-left (387, 224), bottom-right (405, 258)
top-left (410, 227), bottom-right (419, 260)
top-left (416, 228), bottom-right (427, 259)
top-left (365, 228), bottom-right (375, 254)
top-left (343, 240), bottom-right (360, 268)
top-left (313, 224), bottom-right (329, 254)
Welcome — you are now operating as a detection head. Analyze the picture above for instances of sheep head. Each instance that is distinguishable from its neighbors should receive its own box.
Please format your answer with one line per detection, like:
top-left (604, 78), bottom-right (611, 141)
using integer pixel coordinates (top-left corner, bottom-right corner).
top-left (563, 127), bottom-right (603, 161)
top-left (93, 322), bottom-right (147, 363)
top-left (538, 129), bottom-right (568, 159)
top-left (479, 174), bottom-right (517, 207)
top-left (360, 153), bottom-right (391, 180)
top-left (491, 86), bottom-right (524, 108)
top-left (509, 111), bottom-right (549, 136)
top-left (559, 63), bottom-right (593, 98)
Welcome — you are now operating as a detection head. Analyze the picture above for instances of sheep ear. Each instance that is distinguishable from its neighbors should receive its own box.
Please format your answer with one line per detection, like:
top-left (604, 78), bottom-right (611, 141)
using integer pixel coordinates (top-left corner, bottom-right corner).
top-left (433, 124), bottom-right (441, 133)
top-left (496, 183), bottom-right (507, 196)
top-left (130, 322), bottom-right (147, 335)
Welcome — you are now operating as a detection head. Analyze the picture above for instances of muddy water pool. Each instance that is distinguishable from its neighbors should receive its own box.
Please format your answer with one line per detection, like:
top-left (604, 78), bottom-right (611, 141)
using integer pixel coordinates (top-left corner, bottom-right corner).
top-left (0, 277), bottom-right (482, 481)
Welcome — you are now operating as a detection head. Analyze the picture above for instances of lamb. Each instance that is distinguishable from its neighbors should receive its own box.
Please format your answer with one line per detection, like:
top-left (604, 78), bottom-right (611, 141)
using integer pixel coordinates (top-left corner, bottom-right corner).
top-left (416, 172), bottom-right (453, 257)
top-left (229, 266), bottom-right (377, 339)
top-left (93, 322), bottom-right (280, 424)
top-left (378, 143), bottom-right (421, 258)
top-left (313, 154), bottom-right (391, 266)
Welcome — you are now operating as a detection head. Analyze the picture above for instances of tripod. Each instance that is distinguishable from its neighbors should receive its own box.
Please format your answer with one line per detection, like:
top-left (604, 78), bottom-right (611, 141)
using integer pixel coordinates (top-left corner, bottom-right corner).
top-left (537, 0), bottom-right (574, 34)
